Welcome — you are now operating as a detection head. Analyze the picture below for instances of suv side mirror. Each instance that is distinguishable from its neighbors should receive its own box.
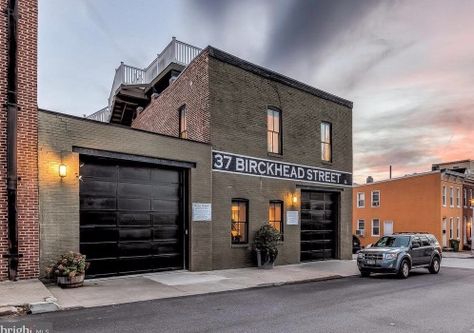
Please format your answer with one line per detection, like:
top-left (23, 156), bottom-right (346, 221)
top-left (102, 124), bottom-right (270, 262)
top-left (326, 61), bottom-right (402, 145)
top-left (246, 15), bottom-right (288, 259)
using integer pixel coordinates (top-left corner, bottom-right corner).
top-left (411, 243), bottom-right (420, 249)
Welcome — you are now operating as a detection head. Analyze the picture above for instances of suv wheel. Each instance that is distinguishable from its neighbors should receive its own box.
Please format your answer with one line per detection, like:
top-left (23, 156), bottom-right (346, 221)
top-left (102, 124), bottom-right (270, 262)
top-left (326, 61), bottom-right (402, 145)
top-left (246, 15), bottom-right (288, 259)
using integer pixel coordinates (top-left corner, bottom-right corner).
top-left (429, 256), bottom-right (440, 274)
top-left (397, 259), bottom-right (410, 279)
top-left (360, 270), bottom-right (370, 277)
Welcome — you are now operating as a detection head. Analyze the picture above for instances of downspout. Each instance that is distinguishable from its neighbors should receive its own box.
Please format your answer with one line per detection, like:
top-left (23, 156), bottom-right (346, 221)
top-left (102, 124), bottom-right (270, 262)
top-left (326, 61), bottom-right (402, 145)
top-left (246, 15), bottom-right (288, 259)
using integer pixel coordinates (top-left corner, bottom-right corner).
top-left (5, 0), bottom-right (20, 281)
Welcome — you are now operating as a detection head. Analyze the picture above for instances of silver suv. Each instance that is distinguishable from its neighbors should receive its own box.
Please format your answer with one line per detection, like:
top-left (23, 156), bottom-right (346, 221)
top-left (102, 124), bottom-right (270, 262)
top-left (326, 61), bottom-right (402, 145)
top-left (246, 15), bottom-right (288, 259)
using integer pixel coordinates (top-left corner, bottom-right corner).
top-left (357, 233), bottom-right (442, 279)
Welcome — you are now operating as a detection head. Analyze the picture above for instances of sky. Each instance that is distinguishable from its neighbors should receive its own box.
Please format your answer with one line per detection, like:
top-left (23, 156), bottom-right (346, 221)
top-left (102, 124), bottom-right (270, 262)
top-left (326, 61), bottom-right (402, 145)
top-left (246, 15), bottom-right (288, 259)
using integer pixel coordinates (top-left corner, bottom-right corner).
top-left (38, 0), bottom-right (474, 184)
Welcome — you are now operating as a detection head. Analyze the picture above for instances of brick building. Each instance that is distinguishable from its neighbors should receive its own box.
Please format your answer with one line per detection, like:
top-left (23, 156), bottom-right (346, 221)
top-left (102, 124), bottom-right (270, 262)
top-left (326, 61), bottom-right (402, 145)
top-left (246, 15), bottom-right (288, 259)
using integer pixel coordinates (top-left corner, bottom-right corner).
top-left (1, 0), bottom-right (354, 280)
top-left (0, 0), bottom-right (39, 281)
top-left (353, 165), bottom-right (474, 251)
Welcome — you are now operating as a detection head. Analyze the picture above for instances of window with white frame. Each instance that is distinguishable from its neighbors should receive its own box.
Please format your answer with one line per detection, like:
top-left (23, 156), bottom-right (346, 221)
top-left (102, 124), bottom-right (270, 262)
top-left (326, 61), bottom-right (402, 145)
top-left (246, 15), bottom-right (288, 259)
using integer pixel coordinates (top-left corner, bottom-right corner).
top-left (456, 188), bottom-right (461, 207)
top-left (371, 191), bottom-right (380, 207)
top-left (449, 218), bottom-right (453, 239)
top-left (442, 186), bottom-right (447, 207)
top-left (450, 187), bottom-right (454, 207)
top-left (357, 220), bottom-right (365, 236)
top-left (372, 219), bottom-right (380, 236)
top-left (357, 192), bottom-right (365, 208)
top-left (464, 189), bottom-right (468, 207)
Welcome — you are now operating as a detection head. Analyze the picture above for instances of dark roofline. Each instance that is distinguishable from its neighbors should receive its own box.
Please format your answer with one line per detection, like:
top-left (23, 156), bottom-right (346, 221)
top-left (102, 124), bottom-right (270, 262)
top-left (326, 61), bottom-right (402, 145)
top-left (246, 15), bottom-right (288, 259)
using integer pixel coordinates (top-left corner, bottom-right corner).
top-left (433, 159), bottom-right (472, 166)
top-left (206, 46), bottom-right (353, 109)
top-left (38, 108), bottom-right (210, 146)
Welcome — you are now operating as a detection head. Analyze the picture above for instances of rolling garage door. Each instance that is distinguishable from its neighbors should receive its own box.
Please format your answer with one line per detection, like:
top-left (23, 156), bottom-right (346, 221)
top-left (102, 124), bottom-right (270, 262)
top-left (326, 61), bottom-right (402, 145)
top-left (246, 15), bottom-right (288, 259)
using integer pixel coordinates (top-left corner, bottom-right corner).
top-left (79, 155), bottom-right (185, 278)
top-left (300, 191), bottom-right (338, 261)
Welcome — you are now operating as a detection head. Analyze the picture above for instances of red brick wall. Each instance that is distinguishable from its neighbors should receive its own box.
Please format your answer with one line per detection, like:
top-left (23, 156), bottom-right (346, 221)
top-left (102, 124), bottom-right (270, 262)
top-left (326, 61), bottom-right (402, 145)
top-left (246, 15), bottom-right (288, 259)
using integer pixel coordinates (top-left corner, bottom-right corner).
top-left (0, 0), bottom-right (39, 280)
top-left (132, 50), bottom-right (210, 143)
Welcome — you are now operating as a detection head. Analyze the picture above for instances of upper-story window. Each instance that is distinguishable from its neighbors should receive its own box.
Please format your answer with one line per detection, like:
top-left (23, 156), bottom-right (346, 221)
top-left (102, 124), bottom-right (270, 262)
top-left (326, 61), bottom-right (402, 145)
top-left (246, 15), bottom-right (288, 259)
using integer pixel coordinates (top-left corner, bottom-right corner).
top-left (442, 186), bottom-right (447, 207)
top-left (371, 190), bottom-right (380, 207)
top-left (321, 122), bottom-right (332, 162)
top-left (450, 187), bottom-right (454, 207)
top-left (357, 192), bottom-right (365, 208)
top-left (179, 106), bottom-right (187, 139)
top-left (464, 189), bottom-right (468, 207)
top-left (456, 188), bottom-right (461, 207)
top-left (470, 189), bottom-right (473, 207)
top-left (267, 108), bottom-right (281, 154)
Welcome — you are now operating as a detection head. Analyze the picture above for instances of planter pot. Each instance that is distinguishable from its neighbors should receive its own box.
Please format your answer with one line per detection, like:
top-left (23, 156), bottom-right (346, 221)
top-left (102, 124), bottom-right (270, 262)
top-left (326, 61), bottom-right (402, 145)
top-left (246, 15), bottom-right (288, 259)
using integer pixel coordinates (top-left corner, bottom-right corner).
top-left (256, 249), bottom-right (275, 269)
top-left (57, 274), bottom-right (85, 288)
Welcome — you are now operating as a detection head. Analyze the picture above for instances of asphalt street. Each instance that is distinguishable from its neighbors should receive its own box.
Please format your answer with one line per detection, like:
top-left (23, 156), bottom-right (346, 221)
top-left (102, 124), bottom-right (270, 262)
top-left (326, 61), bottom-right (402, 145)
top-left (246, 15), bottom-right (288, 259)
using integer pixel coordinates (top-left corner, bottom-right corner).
top-left (2, 266), bottom-right (474, 333)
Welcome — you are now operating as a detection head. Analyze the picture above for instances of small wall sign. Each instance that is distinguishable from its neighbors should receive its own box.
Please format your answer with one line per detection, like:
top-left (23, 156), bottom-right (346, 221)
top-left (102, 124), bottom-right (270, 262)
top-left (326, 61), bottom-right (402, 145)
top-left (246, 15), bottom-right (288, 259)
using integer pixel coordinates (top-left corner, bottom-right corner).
top-left (192, 203), bottom-right (212, 222)
top-left (286, 210), bottom-right (299, 225)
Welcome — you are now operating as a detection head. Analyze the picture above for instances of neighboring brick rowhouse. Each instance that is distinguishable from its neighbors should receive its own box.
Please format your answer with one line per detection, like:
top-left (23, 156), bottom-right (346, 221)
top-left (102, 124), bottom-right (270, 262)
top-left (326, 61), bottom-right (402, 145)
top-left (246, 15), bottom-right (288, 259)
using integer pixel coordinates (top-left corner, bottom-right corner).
top-left (132, 50), bottom-right (210, 143)
top-left (0, 0), bottom-right (39, 280)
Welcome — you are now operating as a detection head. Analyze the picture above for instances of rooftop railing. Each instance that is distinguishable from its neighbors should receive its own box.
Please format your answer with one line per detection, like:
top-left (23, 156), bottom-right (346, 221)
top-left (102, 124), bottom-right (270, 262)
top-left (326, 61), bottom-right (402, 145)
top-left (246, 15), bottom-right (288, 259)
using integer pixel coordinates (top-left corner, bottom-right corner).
top-left (108, 38), bottom-right (202, 105)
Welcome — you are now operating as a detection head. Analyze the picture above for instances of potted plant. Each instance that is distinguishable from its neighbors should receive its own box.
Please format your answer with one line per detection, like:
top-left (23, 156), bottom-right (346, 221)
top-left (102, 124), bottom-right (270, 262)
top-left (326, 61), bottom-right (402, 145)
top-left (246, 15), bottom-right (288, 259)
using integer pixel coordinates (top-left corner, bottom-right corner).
top-left (450, 239), bottom-right (460, 252)
top-left (253, 224), bottom-right (281, 269)
top-left (46, 251), bottom-right (89, 288)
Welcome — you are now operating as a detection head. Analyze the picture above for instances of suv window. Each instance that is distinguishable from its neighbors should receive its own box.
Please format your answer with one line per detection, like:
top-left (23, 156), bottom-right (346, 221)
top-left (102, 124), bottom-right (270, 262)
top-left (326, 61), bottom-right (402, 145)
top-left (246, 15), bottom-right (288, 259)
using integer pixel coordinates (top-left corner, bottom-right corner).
top-left (411, 236), bottom-right (421, 247)
top-left (427, 235), bottom-right (438, 245)
top-left (373, 236), bottom-right (410, 248)
top-left (420, 236), bottom-right (431, 247)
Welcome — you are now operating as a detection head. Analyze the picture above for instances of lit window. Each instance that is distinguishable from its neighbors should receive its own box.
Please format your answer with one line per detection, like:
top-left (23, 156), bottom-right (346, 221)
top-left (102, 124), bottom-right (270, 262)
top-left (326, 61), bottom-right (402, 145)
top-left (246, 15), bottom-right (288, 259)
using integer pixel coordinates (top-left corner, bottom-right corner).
top-left (357, 192), bottom-right (365, 208)
top-left (372, 219), bottom-right (380, 236)
top-left (442, 186), bottom-right (447, 206)
top-left (267, 108), bottom-right (281, 154)
top-left (321, 122), bottom-right (332, 162)
top-left (371, 191), bottom-right (380, 207)
top-left (231, 199), bottom-right (248, 244)
top-left (179, 106), bottom-right (187, 139)
top-left (268, 201), bottom-right (283, 239)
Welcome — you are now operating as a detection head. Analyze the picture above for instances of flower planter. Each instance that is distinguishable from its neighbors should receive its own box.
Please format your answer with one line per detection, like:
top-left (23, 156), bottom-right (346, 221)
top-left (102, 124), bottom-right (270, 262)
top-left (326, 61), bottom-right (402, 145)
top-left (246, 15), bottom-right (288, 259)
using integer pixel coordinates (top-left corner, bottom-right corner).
top-left (57, 274), bottom-right (85, 288)
top-left (256, 249), bottom-right (275, 269)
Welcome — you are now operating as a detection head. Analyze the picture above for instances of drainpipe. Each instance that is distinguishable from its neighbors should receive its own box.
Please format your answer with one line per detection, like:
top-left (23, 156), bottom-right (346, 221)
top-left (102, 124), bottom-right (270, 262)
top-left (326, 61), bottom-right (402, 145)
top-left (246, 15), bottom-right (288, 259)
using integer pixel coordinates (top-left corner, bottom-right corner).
top-left (5, 0), bottom-right (20, 281)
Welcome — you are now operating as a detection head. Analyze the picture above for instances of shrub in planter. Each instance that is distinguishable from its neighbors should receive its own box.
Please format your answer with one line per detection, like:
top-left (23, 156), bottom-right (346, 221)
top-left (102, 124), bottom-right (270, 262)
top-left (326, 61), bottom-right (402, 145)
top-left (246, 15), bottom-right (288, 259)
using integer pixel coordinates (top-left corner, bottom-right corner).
top-left (46, 251), bottom-right (89, 288)
top-left (449, 239), bottom-right (460, 252)
top-left (253, 224), bottom-right (281, 269)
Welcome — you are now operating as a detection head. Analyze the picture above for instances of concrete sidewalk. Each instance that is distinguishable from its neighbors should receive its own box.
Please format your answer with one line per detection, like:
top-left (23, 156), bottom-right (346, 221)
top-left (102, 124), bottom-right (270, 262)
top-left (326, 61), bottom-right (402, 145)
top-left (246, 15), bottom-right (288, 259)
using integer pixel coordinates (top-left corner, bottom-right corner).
top-left (46, 260), bottom-right (358, 310)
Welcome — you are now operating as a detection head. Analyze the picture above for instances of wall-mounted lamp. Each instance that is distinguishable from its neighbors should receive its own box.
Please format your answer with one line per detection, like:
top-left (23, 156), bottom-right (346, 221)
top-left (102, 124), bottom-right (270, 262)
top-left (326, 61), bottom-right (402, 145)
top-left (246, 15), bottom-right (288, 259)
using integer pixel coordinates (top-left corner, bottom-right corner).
top-left (292, 193), bottom-right (298, 204)
top-left (59, 164), bottom-right (67, 178)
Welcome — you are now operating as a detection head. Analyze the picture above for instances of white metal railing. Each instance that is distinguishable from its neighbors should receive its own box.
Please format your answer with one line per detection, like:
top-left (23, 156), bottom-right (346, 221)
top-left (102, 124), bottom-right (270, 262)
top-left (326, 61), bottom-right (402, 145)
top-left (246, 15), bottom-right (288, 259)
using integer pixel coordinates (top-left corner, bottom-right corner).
top-left (86, 107), bottom-right (111, 122)
top-left (109, 38), bottom-right (201, 102)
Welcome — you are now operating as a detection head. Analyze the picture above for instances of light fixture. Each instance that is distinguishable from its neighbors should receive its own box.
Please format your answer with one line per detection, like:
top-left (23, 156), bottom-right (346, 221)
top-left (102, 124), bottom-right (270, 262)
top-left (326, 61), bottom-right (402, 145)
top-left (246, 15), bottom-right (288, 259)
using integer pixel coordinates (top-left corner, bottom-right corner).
top-left (59, 164), bottom-right (67, 178)
top-left (292, 193), bottom-right (298, 204)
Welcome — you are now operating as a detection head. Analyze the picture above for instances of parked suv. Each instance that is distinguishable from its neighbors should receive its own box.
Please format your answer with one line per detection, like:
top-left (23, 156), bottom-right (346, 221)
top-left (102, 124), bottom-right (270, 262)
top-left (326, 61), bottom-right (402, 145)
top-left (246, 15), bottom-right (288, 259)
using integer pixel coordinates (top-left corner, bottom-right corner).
top-left (357, 233), bottom-right (442, 279)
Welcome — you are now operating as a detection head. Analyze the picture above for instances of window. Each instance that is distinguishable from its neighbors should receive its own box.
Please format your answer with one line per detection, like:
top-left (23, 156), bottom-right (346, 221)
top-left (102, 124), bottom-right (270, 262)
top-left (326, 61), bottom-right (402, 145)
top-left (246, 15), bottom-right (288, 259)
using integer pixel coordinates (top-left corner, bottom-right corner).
top-left (457, 217), bottom-right (460, 239)
top-left (356, 220), bottom-right (365, 236)
top-left (449, 218), bottom-right (453, 239)
top-left (179, 106), bottom-right (187, 139)
top-left (357, 192), bottom-right (365, 208)
top-left (442, 186), bottom-right (447, 206)
top-left (268, 201), bottom-right (283, 239)
top-left (267, 108), bottom-right (281, 154)
top-left (231, 199), bottom-right (248, 244)
top-left (456, 188), bottom-right (461, 207)
top-left (450, 187), bottom-right (454, 207)
top-left (372, 219), bottom-right (380, 236)
top-left (464, 189), bottom-right (468, 207)
top-left (371, 191), bottom-right (380, 207)
top-left (470, 189), bottom-right (473, 207)
top-left (421, 236), bottom-right (430, 247)
top-left (321, 121), bottom-right (332, 162)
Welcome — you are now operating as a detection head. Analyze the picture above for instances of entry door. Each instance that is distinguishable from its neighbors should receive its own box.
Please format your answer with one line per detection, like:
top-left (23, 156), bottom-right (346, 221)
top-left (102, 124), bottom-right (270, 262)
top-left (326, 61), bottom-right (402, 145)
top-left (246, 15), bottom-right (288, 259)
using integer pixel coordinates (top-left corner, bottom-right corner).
top-left (442, 219), bottom-right (447, 247)
top-left (300, 191), bottom-right (338, 261)
top-left (79, 156), bottom-right (186, 278)
top-left (383, 221), bottom-right (393, 236)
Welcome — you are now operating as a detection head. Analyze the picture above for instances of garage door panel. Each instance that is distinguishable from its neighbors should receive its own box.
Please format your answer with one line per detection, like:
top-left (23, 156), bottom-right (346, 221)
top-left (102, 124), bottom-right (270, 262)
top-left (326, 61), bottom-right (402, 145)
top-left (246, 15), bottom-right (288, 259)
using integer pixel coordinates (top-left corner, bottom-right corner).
top-left (81, 227), bottom-right (117, 242)
top-left (81, 243), bottom-right (118, 259)
top-left (118, 213), bottom-right (151, 226)
top-left (81, 197), bottom-right (116, 210)
top-left (80, 180), bottom-right (117, 197)
top-left (80, 156), bottom-right (185, 278)
top-left (80, 212), bottom-right (116, 226)
top-left (117, 183), bottom-right (152, 198)
top-left (151, 169), bottom-right (180, 184)
top-left (118, 198), bottom-right (151, 211)
top-left (152, 199), bottom-right (179, 213)
top-left (118, 242), bottom-right (152, 257)
top-left (119, 228), bottom-right (153, 241)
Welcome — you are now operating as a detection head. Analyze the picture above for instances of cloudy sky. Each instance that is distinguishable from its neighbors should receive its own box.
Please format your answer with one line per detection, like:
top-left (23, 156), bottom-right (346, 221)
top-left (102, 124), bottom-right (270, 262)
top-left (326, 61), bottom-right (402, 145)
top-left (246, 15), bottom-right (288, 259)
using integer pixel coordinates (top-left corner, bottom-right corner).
top-left (38, 0), bottom-right (474, 183)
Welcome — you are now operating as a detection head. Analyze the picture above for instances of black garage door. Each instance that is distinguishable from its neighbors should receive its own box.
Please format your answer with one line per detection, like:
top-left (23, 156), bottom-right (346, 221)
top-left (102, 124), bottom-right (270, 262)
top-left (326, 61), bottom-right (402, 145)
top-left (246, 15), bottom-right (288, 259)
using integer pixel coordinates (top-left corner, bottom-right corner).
top-left (300, 191), bottom-right (338, 261)
top-left (79, 156), bottom-right (186, 278)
